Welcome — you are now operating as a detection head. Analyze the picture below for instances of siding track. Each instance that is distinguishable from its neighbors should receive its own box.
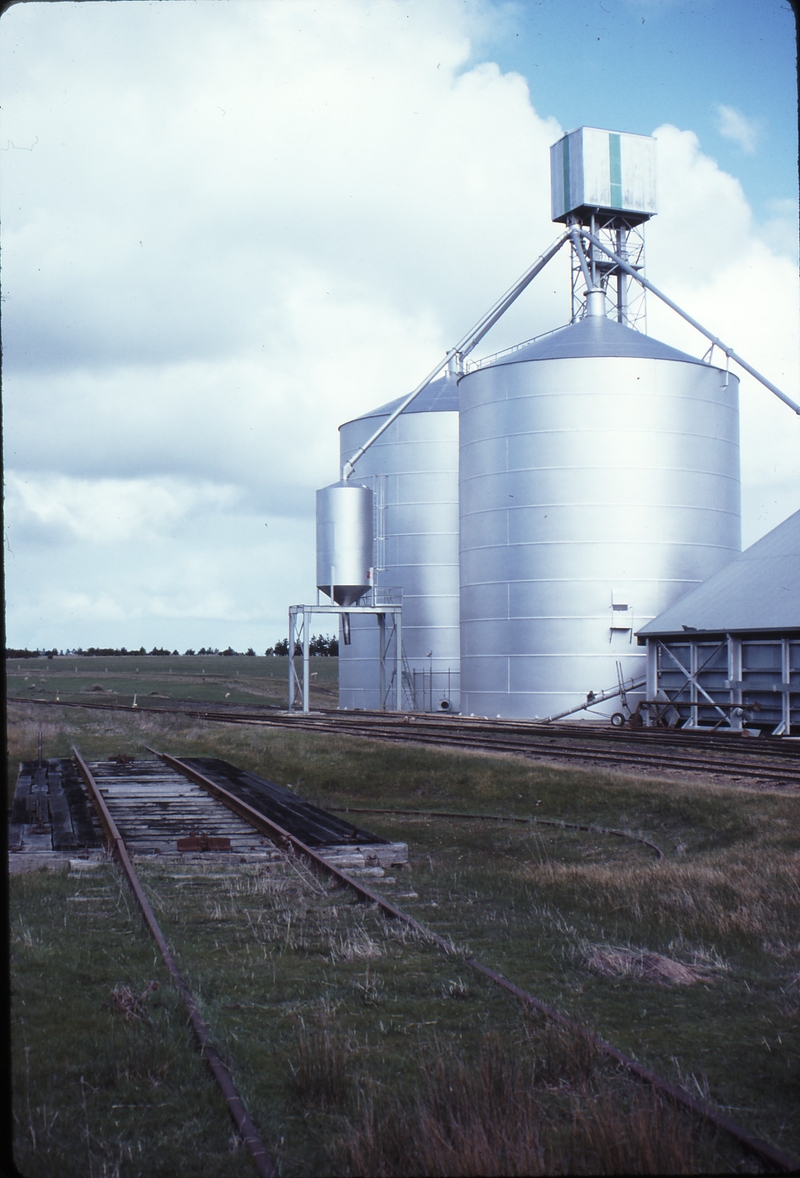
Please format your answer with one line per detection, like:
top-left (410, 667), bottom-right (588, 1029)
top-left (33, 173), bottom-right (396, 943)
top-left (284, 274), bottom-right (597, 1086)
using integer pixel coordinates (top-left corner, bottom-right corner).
top-left (16, 695), bottom-right (800, 787)
top-left (63, 744), bottom-right (800, 1173)
top-left (72, 747), bottom-right (277, 1178)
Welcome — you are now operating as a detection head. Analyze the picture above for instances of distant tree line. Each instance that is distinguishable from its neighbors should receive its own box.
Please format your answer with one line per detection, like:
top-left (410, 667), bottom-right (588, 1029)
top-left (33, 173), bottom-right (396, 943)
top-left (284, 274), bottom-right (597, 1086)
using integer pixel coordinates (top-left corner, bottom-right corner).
top-left (5, 640), bottom-right (340, 659)
top-left (4, 646), bottom-right (179, 658)
top-left (6, 648), bottom-right (60, 659)
top-left (266, 634), bottom-right (338, 657)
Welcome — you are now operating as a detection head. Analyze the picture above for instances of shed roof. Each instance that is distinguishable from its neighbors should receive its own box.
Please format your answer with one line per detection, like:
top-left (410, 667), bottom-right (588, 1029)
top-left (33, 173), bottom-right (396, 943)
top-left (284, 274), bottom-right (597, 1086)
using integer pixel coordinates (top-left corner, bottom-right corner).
top-left (638, 508), bottom-right (800, 637)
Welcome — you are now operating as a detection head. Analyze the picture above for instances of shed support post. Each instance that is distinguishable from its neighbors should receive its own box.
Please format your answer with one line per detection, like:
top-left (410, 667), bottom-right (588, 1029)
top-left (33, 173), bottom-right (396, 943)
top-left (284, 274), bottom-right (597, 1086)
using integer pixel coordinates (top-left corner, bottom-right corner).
top-left (645, 640), bottom-right (658, 725)
top-left (688, 642), bottom-right (699, 729)
top-left (395, 610), bottom-right (403, 712)
top-left (378, 614), bottom-right (386, 711)
top-left (772, 637), bottom-right (792, 736)
top-left (302, 609), bottom-right (310, 714)
top-left (728, 635), bottom-right (743, 731)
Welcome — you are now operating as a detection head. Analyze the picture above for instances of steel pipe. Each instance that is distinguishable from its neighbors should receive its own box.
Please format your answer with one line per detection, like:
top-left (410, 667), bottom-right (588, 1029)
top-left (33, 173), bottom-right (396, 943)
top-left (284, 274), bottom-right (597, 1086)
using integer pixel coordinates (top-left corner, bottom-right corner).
top-left (342, 231), bottom-right (570, 478)
top-left (578, 227), bottom-right (800, 415)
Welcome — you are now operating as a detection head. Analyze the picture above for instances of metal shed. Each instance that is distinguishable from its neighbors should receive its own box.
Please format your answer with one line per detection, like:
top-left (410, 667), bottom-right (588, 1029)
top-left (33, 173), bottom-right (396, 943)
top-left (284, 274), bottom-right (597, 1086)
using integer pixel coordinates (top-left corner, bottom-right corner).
top-left (637, 508), bottom-right (800, 734)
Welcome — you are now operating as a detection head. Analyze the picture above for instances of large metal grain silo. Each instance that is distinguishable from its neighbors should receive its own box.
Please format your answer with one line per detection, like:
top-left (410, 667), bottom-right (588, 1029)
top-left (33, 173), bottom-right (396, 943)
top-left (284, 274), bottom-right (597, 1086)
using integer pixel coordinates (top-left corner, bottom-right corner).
top-left (338, 373), bottom-right (460, 711)
top-left (458, 301), bottom-right (741, 719)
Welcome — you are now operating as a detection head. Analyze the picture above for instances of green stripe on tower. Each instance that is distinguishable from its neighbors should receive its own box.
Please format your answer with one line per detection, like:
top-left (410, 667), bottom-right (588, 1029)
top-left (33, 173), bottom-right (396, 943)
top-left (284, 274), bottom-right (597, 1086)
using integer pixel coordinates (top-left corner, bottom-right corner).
top-left (609, 133), bottom-right (622, 208)
top-left (562, 135), bottom-right (571, 214)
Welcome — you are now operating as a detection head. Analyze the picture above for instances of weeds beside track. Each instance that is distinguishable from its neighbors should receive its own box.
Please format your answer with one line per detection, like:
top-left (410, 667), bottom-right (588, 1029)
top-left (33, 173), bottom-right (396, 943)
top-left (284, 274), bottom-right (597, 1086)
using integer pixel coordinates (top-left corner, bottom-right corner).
top-left (67, 748), bottom-right (800, 1171)
top-left (10, 702), bottom-right (800, 1173)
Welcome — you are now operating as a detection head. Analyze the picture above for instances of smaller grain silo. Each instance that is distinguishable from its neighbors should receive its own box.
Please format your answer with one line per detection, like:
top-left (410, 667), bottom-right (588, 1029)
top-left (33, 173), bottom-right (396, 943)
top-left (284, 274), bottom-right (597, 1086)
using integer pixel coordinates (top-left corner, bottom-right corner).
top-left (337, 373), bottom-right (460, 712)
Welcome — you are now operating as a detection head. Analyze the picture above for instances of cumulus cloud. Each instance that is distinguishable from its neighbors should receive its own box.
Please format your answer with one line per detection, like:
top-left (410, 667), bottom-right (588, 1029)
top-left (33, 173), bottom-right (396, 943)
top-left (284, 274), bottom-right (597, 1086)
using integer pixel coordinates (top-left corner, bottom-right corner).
top-left (757, 198), bottom-right (800, 262)
top-left (645, 125), bottom-right (799, 543)
top-left (1, 1), bottom-right (797, 648)
top-left (5, 473), bottom-right (242, 545)
top-left (715, 103), bottom-right (759, 153)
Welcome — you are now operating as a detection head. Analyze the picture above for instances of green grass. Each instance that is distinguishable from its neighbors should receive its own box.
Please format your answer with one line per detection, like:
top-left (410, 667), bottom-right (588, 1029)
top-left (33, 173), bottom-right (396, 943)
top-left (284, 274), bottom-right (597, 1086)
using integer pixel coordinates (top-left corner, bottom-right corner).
top-left (8, 697), bottom-right (800, 1173)
top-left (6, 654), bottom-right (338, 712)
top-left (10, 865), bottom-right (248, 1177)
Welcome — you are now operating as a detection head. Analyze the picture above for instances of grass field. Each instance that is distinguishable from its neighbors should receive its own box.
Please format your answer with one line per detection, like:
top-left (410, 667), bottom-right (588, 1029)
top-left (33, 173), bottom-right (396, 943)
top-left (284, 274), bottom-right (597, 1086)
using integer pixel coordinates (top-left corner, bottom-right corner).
top-left (8, 680), bottom-right (800, 1175)
top-left (6, 654), bottom-right (338, 715)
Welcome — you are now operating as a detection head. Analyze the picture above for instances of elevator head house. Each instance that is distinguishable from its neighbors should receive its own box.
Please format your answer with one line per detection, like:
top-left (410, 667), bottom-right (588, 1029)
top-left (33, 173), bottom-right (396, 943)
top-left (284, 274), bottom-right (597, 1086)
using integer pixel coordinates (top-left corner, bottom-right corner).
top-left (636, 509), bottom-right (800, 736)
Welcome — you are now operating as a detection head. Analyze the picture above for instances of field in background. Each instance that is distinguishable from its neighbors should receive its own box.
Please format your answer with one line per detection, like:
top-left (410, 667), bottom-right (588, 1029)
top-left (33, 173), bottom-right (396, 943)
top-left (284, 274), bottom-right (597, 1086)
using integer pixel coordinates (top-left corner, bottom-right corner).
top-left (8, 694), bottom-right (800, 1175)
top-left (6, 654), bottom-right (338, 714)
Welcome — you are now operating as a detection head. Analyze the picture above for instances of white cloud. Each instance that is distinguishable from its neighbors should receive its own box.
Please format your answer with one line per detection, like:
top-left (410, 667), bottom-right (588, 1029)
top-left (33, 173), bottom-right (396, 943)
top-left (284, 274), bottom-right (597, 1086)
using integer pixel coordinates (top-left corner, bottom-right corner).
top-left (1, 2), bottom-right (797, 648)
top-left (715, 103), bottom-right (759, 153)
top-left (756, 198), bottom-right (800, 263)
top-left (5, 472), bottom-right (241, 545)
top-left (645, 125), bottom-right (800, 545)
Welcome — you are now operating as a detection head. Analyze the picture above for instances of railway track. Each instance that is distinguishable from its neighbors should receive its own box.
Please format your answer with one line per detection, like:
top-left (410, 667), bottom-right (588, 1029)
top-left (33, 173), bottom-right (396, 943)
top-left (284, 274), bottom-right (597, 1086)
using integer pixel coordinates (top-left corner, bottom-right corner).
top-left (83, 757), bottom-right (283, 860)
top-left (13, 695), bottom-right (800, 788)
top-left (259, 712), bottom-right (800, 786)
top-left (71, 748), bottom-right (277, 1178)
top-left (53, 747), bottom-right (799, 1172)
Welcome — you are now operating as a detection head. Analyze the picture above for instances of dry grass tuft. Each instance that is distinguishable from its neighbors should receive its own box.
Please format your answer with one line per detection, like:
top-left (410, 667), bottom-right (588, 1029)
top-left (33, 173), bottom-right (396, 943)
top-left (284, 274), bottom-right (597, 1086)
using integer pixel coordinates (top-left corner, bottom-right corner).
top-left (330, 1028), bottom-right (699, 1176)
top-left (521, 849), bottom-right (800, 950)
top-left (332, 926), bottom-right (384, 961)
top-left (566, 1087), bottom-right (704, 1176)
top-left (108, 980), bottom-right (160, 1022)
top-left (286, 1016), bottom-right (352, 1110)
top-left (585, 946), bottom-right (716, 987)
top-left (442, 976), bottom-right (471, 1000)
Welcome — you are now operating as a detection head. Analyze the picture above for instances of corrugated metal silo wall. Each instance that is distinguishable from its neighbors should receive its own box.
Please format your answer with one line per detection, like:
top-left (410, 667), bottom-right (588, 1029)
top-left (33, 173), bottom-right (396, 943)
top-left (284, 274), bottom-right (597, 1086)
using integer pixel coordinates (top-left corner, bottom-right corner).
top-left (458, 353), bottom-right (741, 719)
top-left (338, 383), bottom-right (460, 712)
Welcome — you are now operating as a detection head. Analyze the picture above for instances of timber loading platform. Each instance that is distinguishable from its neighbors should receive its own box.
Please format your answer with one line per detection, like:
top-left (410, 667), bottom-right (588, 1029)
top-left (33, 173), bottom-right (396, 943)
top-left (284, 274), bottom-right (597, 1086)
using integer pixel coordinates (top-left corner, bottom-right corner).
top-left (8, 754), bottom-right (408, 874)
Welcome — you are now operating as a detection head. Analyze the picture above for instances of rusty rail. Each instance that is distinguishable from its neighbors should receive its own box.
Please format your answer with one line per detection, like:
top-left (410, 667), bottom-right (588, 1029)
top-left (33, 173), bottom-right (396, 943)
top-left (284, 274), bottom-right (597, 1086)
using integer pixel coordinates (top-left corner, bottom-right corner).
top-left (18, 695), bottom-right (799, 786)
top-left (145, 747), bottom-right (431, 926)
top-left (154, 746), bottom-right (799, 1173)
top-left (330, 805), bottom-right (665, 860)
top-left (71, 747), bottom-right (276, 1178)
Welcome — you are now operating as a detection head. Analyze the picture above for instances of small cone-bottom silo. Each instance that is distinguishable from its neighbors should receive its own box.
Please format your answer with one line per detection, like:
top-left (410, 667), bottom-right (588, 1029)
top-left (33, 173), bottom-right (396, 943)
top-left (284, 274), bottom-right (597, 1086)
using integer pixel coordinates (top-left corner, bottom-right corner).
top-left (337, 373), bottom-right (460, 711)
top-left (315, 480), bottom-right (373, 606)
top-left (458, 299), bottom-right (741, 719)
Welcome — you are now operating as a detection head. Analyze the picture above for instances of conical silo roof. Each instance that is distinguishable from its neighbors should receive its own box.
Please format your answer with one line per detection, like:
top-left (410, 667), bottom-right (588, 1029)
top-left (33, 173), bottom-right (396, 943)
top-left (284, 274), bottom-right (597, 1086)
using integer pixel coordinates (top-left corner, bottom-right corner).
top-left (477, 315), bottom-right (711, 370)
top-left (341, 371), bottom-right (459, 427)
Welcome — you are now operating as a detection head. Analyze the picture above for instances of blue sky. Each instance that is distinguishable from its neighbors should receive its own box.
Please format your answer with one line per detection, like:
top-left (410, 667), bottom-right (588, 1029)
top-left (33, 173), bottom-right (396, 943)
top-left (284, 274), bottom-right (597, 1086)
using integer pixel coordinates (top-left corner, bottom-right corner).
top-left (484, 0), bottom-right (798, 219)
top-left (1, 0), bottom-right (798, 651)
